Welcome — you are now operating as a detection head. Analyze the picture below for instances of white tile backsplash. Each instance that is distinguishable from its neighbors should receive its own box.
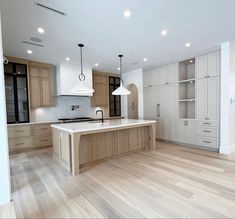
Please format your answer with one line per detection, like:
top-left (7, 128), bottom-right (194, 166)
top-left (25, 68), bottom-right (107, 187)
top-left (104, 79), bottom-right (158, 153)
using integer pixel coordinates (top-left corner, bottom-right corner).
top-left (30, 96), bottom-right (92, 122)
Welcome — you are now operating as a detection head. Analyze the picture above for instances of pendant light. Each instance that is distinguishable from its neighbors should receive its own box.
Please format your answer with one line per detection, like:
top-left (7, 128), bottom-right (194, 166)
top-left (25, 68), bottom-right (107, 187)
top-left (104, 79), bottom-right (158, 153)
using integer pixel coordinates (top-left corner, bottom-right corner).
top-left (70, 44), bottom-right (94, 95)
top-left (112, 55), bottom-right (131, 95)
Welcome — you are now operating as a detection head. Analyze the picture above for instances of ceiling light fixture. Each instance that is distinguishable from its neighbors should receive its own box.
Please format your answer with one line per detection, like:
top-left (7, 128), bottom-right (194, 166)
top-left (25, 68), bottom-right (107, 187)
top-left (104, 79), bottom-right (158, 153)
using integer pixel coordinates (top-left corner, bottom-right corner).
top-left (70, 44), bottom-right (94, 95)
top-left (66, 57), bottom-right (70, 61)
top-left (161, 30), bottom-right (167, 36)
top-left (117, 67), bottom-right (121, 70)
top-left (95, 63), bottom-right (99, 66)
top-left (190, 60), bottom-right (193, 63)
top-left (27, 50), bottom-right (32, 54)
top-left (144, 58), bottom-right (148, 62)
top-left (37, 27), bottom-right (45, 34)
top-left (124, 10), bottom-right (131, 18)
top-left (112, 55), bottom-right (131, 96)
top-left (185, 42), bottom-right (191, 47)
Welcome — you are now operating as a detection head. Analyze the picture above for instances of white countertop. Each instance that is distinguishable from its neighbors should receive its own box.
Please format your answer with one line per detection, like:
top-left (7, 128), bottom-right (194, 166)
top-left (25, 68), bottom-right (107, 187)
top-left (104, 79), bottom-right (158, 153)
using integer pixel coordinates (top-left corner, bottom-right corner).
top-left (51, 119), bottom-right (156, 134)
top-left (8, 120), bottom-right (61, 126)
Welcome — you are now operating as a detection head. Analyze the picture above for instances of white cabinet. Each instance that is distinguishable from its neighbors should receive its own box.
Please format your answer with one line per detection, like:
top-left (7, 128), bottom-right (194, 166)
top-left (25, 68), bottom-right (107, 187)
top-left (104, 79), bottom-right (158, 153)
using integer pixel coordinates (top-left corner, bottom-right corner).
top-left (143, 63), bottom-right (178, 87)
top-left (207, 77), bottom-right (220, 120)
top-left (167, 63), bottom-right (179, 84)
top-left (196, 51), bottom-right (220, 79)
top-left (196, 78), bottom-right (207, 120)
top-left (144, 84), bottom-right (178, 142)
top-left (196, 77), bottom-right (219, 121)
top-left (208, 51), bottom-right (220, 77)
top-left (178, 119), bottom-right (196, 145)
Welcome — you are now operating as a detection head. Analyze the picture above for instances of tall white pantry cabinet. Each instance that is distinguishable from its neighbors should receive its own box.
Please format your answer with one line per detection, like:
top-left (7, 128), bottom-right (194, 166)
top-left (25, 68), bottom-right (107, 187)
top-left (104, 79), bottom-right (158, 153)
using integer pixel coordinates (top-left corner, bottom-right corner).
top-left (143, 50), bottom-right (220, 150)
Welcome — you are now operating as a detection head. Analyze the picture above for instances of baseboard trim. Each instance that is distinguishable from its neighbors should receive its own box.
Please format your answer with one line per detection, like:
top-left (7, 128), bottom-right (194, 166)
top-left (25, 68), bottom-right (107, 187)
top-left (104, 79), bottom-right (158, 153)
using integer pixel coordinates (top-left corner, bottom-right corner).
top-left (219, 144), bottom-right (235, 154)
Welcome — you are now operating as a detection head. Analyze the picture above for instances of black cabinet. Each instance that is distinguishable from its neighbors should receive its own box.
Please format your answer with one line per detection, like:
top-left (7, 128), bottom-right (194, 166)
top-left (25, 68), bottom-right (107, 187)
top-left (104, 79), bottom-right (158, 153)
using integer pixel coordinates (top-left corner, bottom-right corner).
top-left (4, 62), bottom-right (29, 124)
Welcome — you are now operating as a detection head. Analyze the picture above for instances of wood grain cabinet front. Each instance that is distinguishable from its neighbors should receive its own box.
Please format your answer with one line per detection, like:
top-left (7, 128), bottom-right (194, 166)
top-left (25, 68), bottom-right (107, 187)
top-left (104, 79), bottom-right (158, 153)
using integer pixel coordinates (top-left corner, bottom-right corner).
top-left (29, 62), bottom-right (54, 109)
top-left (32, 123), bottom-right (52, 136)
top-left (9, 137), bottom-right (33, 152)
top-left (8, 125), bottom-right (32, 139)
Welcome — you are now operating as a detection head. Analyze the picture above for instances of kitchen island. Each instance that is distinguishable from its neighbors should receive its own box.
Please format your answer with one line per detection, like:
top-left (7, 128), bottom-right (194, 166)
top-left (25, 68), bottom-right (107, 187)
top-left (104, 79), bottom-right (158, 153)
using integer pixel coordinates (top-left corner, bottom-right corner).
top-left (51, 119), bottom-right (156, 175)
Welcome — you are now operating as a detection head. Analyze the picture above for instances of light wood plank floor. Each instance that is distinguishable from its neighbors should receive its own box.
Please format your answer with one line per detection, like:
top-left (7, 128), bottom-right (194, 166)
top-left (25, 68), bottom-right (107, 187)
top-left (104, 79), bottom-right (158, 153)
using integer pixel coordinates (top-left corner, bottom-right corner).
top-left (9, 141), bottom-right (235, 218)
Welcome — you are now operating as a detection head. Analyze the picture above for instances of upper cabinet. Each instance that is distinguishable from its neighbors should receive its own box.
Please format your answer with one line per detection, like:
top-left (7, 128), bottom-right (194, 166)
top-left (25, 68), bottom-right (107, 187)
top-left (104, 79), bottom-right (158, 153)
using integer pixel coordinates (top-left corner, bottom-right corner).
top-left (143, 63), bottom-right (178, 87)
top-left (196, 51), bottom-right (220, 79)
top-left (29, 62), bottom-right (54, 109)
top-left (91, 72), bottom-right (108, 107)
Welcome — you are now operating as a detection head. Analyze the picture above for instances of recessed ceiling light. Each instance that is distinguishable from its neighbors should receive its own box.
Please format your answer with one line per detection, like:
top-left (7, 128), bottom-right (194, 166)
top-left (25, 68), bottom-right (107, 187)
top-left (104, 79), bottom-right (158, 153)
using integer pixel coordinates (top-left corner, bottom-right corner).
top-left (190, 60), bottom-right (193, 63)
top-left (66, 57), bottom-right (70, 61)
top-left (144, 58), bottom-right (148, 62)
top-left (95, 63), bottom-right (99, 66)
top-left (27, 50), bottom-right (32, 54)
top-left (118, 67), bottom-right (121, 70)
top-left (37, 27), bottom-right (45, 34)
top-left (185, 42), bottom-right (191, 47)
top-left (161, 30), bottom-right (167, 36)
top-left (124, 10), bottom-right (131, 18)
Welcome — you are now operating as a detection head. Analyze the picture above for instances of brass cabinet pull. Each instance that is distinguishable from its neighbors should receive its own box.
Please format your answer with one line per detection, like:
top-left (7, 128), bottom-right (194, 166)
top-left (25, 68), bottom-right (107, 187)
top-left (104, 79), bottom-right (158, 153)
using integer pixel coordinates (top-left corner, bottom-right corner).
top-left (15, 142), bottom-right (24, 146)
top-left (15, 130), bottom-right (24, 133)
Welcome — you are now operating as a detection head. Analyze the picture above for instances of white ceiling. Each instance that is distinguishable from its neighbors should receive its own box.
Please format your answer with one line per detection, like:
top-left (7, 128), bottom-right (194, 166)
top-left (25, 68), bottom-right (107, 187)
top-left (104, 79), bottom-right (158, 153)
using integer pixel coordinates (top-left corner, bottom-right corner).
top-left (1, 0), bottom-right (235, 73)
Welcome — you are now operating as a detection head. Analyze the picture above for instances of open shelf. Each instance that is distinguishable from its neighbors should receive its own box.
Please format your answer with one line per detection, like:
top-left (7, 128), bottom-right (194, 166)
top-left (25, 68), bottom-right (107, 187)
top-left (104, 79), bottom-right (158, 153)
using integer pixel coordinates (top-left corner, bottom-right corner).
top-left (179, 58), bottom-right (196, 119)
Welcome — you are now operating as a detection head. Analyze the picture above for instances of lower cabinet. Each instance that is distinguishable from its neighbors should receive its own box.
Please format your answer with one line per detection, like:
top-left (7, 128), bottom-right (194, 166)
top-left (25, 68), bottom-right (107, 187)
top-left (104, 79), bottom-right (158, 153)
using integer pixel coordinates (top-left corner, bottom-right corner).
top-left (178, 119), bottom-right (196, 145)
top-left (196, 120), bottom-right (219, 149)
top-left (8, 123), bottom-right (53, 152)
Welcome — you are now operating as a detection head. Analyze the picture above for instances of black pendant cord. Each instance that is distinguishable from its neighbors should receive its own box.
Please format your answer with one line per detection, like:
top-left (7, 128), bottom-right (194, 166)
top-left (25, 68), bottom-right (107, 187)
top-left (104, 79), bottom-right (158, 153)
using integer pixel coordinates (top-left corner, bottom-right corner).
top-left (78, 44), bottom-right (85, 81)
top-left (119, 54), bottom-right (124, 84)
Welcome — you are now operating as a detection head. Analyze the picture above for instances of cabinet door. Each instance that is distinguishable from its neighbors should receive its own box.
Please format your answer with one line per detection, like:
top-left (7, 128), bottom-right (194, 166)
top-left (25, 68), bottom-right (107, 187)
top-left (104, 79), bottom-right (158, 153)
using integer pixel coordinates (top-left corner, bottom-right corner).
top-left (178, 120), bottom-right (186, 143)
top-left (167, 63), bottom-right (178, 84)
top-left (41, 77), bottom-right (52, 106)
top-left (30, 76), bottom-right (41, 108)
top-left (160, 66), bottom-right (168, 85)
top-left (91, 74), bottom-right (108, 106)
top-left (207, 77), bottom-right (219, 120)
top-left (186, 120), bottom-right (196, 145)
top-left (196, 55), bottom-right (207, 79)
top-left (208, 51), bottom-right (220, 77)
top-left (196, 78), bottom-right (207, 120)
top-left (40, 67), bottom-right (53, 106)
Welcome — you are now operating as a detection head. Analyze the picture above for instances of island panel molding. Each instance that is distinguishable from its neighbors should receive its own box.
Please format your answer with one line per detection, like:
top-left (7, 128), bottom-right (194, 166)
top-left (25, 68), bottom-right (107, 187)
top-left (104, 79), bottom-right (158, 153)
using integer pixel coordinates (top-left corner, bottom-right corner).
top-left (51, 119), bottom-right (156, 175)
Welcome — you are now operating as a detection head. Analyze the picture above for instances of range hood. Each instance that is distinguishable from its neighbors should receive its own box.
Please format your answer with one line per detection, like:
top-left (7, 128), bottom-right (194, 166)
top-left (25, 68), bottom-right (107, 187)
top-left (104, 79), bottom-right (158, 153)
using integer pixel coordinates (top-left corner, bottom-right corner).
top-left (56, 62), bottom-right (93, 96)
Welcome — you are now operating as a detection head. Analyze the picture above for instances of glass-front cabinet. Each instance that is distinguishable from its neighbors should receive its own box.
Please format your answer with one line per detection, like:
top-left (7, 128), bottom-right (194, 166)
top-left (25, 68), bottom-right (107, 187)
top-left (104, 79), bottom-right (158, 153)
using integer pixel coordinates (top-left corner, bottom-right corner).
top-left (4, 62), bottom-right (29, 124)
top-left (109, 76), bottom-right (121, 117)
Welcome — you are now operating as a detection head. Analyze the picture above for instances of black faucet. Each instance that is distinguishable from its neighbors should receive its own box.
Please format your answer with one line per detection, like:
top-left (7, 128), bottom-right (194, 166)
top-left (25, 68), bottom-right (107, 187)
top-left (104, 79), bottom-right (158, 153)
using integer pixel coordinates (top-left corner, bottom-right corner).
top-left (96, 109), bottom-right (104, 123)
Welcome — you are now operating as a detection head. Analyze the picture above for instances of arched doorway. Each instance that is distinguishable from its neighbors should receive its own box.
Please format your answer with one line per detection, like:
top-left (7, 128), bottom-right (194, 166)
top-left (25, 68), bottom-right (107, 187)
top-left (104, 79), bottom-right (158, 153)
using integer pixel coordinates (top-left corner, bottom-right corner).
top-left (127, 84), bottom-right (138, 119)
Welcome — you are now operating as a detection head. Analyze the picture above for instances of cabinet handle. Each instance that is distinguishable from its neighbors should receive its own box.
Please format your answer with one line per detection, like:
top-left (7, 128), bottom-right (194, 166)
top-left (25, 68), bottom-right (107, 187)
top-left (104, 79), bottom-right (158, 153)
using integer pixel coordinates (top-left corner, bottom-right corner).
top-left (149, 85), bottom-right (153, 87)
top-left (203, 122), bottom-right (211, 125)
top-left (203, 140), bottom-right (211, 143)
top-left (40, 128), bottom-right (49, 130)
top-left (203, 130), bottom-right (211, 133)
top-left (16, 142), bottom-right (24, 146)
top-left (15, 130), bottom-right (24, 133)
top-left (40, 140), bottom-right (49, 142)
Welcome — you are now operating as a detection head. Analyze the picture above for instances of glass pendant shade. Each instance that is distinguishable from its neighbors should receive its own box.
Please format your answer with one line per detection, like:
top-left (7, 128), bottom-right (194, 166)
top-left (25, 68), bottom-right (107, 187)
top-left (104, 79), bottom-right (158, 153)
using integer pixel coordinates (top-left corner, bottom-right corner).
top-left (112, 54), bottom-right (131, 96)
top-left (70, 44), bottom-right (94, 95)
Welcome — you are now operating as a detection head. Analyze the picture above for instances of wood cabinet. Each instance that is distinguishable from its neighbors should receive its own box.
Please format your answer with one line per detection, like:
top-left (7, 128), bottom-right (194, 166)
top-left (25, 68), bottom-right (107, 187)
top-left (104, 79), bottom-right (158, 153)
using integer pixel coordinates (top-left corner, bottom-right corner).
top-left (91, 73), bottom-right (108, 107)
top-left (8, 123), bottom-right (53, 152)
top-left (178, 119), bottom-right (196, 145)
top-left (196, 51), bottom-right (220, 79)
top-left (196, 77), bottom-right (219, 121)
top-left (29, 62), bottom-right (54, 109)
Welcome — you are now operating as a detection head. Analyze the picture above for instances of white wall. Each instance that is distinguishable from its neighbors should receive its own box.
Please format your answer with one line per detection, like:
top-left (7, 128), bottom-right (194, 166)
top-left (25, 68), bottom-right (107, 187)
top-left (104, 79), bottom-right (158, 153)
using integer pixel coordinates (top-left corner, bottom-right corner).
top-left (0, 13), bottom-right (11, 206)
top-left (220, 41), bottom-right (235, 154)
top-left (121, 68), bottom-right (144, 119)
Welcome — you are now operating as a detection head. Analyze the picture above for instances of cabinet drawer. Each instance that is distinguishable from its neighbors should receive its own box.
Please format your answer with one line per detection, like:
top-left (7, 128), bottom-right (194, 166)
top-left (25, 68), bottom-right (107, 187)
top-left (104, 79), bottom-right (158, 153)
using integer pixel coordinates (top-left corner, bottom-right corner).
top-left (8, 125), bottom-right (32, 139)
top-left (9, 137), bottom-right (33, 151)
top-left (196, 136), bottom-right (219, 149)
top-left (197, 120), bottom-right (219, 127)
top-left (197, 126), bottom-right (219, 138)
top-left (33, 135), bottom-right (52, 147)
top-left (33, 124), bottom-right (51, 136)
